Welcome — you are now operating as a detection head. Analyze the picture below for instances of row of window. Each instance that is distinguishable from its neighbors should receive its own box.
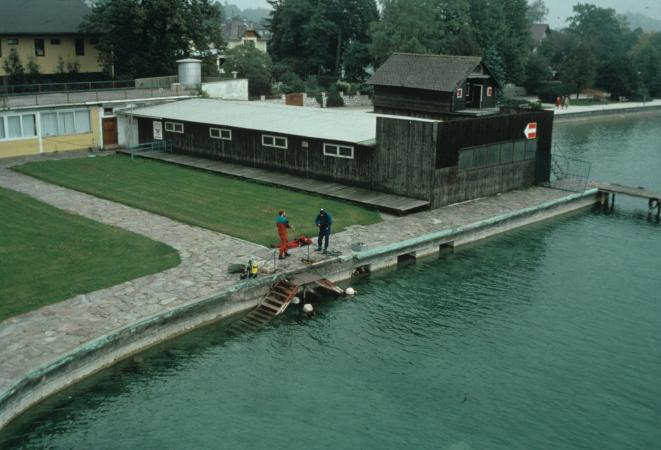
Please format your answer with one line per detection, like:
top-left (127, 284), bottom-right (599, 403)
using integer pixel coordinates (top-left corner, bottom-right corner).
top-left (162, 121), bottom-right (355, 159)
top-left (458, 139), bottom-right (537, 171)
top-left (0, 110), bottom-right (91, 141)
top-left (42, 110), bottom-right (91, 137)
top-left (457, 86), bottom-right (493, 98)
top-left (0, 38), bottom-right (92, 58)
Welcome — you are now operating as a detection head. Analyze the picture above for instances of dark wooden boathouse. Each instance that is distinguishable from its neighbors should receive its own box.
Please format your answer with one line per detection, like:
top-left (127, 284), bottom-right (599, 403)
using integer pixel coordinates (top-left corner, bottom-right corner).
top-left (123, 52), bottom-right (553, 210)
top-left (368, 53), bottom-right (500, 120)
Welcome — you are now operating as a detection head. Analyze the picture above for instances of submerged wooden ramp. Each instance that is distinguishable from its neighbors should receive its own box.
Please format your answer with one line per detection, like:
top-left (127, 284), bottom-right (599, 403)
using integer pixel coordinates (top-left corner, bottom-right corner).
top-left (592, 181), bottom-right (661, 217)
top-left (231, 280), bottom-right (300, 332)
top-left (117, 149), bottom-right (430, 215)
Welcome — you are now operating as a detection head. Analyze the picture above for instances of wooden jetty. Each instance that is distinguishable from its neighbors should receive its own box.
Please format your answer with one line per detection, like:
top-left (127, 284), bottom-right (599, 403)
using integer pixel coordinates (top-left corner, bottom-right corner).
top-left (592, 181), bottom-right (661, 217)
top-left (118, 149), bottom-right (430, 215)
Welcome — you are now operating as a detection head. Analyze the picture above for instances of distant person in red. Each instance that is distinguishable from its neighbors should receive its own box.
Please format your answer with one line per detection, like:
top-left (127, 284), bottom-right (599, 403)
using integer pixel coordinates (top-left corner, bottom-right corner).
top-left (275, 209), bottom-right (294, 260)
top-left (555, 96), bottom-right (562, 109)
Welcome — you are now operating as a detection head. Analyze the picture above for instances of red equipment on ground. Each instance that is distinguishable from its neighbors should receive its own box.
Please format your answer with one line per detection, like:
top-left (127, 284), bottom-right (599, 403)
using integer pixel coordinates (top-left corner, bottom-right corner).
top-left (271, 235), bottom-right (313, 249)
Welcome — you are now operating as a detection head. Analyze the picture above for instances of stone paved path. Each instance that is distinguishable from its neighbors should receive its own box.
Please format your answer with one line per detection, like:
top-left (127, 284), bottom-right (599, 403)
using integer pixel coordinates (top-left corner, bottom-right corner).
top-left (0, 152), bottom-right (588, 407)
top-left (0, 164), bottom-right (272, 394)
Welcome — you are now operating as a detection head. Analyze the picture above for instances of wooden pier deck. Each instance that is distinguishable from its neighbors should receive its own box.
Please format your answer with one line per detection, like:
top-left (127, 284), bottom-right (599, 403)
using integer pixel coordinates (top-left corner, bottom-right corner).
top-left (118, 150), bottom-right (430, 215)
top-left (592, 181), bottom-right (661, 217)
top-left (592, 181), bottom-right (661, 200)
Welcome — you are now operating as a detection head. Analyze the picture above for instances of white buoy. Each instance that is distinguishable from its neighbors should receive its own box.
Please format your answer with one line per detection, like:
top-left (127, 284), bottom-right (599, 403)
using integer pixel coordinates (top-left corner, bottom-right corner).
top-left (292, 296), bottom-right (301, 305)
top-left (345, 287), bottom-right (356, 296)
top-left (303, 303), bottom-right (314, 314)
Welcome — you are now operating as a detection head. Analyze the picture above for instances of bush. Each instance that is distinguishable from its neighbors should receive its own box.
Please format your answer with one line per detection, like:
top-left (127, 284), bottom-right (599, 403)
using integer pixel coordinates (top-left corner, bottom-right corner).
top-left (278, 70), bottom-right (305, 94)
top-left (326, 84), bottom-right (344, 107)
top-left (335, 80), bottom-right (351, 94)
top-left (536, 81), bottom-right (571, 103)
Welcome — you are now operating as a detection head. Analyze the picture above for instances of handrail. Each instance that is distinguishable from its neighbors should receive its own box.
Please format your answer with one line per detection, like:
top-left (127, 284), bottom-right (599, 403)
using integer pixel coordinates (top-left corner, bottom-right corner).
top-left (127, 140), bottom-right (173, 159)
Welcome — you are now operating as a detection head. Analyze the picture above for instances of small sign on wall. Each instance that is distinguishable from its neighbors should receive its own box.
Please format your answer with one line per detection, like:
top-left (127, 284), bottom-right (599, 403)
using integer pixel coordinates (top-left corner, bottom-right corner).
top-left (153, 121), bottom-right (163, 140)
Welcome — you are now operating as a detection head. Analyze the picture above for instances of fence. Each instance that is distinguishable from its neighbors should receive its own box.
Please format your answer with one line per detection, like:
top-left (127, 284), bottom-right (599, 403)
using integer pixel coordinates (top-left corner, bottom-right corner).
top-left (549, 152), bottom-right (591, 192)
top-left (0, 83), bottom-right (191, 109)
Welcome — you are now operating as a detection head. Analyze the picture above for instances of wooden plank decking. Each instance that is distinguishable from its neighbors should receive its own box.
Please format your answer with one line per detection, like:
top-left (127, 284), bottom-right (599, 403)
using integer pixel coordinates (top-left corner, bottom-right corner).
top-left (118, 150), bottom-right (430, 214)
top-left (591, 181), bottom-right (661, 201)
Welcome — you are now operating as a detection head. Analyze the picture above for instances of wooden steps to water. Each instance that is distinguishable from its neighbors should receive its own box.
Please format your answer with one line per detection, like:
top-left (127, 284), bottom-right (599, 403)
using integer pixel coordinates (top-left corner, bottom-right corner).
top-left (231, 280), bottom-right (300, 333)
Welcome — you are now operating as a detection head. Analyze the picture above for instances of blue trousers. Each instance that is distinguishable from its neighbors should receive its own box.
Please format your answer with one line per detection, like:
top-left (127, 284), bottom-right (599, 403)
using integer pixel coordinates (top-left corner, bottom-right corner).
top-left (318, 228), bottom-right (330, 250)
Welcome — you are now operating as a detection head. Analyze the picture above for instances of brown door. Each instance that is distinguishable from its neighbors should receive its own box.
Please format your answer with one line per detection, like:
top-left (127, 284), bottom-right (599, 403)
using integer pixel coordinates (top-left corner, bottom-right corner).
top-left (103, 117), bottom-right (118, 147)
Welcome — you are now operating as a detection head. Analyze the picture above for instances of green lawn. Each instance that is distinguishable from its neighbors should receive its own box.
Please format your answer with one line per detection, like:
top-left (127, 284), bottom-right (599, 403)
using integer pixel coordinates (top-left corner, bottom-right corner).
top-left (14, 155), bottom-right (382, 247)
top-left (0, 186), bottom-right (180, 322)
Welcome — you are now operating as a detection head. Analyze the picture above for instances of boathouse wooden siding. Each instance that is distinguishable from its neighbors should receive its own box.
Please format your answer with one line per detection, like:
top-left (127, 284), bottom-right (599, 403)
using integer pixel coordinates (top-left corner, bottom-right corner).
top-left (373, 86), bottom-right (454, 118)
top-left (136, 117), bottom-right (377, 188)
top-left (372, 109), bottom-right (553, 207)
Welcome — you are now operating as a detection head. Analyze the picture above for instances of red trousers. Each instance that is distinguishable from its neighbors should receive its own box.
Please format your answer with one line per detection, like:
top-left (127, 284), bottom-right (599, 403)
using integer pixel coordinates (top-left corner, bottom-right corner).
top-left (278, 229), bottom-right (288, 257)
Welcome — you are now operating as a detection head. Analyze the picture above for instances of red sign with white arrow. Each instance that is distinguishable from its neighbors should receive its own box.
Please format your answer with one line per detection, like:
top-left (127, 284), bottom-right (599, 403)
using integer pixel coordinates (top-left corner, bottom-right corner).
top-left (524, 122), bottom-right (537, 140)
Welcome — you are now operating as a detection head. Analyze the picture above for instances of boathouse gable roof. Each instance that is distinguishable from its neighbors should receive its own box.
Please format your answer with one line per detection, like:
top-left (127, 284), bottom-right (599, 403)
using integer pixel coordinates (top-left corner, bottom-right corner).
top-left (368, 53), bottom-right (496, 92)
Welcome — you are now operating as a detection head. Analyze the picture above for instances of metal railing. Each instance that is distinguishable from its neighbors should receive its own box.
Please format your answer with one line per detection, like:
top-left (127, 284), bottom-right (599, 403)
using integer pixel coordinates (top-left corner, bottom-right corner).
top-left (0, 80), bottom-right (136, 96)
top-left (127, 140), bottom-right (173, 159)
top-left (549, 153), bottom-right (592, 192)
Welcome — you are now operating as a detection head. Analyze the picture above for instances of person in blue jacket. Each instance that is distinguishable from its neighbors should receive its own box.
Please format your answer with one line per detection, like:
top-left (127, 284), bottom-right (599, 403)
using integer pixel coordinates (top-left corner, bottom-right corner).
top-left (314, 208), bottom-right (333, 253)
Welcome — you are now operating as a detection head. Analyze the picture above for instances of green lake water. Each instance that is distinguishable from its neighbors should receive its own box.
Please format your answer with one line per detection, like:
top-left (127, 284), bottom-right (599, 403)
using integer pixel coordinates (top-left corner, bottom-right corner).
top-left (1, 114), bottom-right (661, 449)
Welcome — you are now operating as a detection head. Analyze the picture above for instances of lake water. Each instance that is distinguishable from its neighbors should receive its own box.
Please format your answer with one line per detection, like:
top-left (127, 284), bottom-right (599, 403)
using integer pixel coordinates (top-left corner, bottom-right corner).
top-left (2, 114), bottom-right (660, 449)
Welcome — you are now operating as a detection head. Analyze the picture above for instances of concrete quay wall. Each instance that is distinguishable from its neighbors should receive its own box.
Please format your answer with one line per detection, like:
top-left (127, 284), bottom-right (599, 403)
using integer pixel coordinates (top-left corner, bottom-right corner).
top-left (0, 188), bottom-right (599, 429)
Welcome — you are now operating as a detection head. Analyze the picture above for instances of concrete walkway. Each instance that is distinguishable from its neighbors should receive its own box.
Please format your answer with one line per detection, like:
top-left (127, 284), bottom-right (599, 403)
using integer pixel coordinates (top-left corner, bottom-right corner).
top-left (0, 153), bottom-right (595, 424)
top-left (542, 99), bottom-right (661, 118)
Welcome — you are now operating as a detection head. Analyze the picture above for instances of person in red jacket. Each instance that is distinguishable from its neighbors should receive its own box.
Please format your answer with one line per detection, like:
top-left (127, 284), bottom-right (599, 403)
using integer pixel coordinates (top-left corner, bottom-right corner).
top-left (275, 209), bottom-right (294, 260)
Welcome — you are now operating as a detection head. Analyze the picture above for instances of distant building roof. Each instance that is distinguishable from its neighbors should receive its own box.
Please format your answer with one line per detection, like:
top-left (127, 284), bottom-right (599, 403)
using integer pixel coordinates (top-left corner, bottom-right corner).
top-left (221, 20), bottom-right (267, 42)
top-left (367, 53), bottom-right (485, 92)
top-left (123, 99), bottom-right (380, 145)
top-left (531, 24), bottom-right (550, 45)
top-left (0, 0), bottom-right (91, 35)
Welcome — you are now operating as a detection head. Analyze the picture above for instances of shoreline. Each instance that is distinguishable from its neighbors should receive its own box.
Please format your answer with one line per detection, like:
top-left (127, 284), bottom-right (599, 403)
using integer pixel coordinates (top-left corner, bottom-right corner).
top-left (0, 182), bottom-right (599, 429)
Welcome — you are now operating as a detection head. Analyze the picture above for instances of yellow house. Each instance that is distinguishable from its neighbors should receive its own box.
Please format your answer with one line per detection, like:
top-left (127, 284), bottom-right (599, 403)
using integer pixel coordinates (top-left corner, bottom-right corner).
top-left (0, 106), bottom-right (102, 158)
top-left (0, 0), bottom-right (103, 77)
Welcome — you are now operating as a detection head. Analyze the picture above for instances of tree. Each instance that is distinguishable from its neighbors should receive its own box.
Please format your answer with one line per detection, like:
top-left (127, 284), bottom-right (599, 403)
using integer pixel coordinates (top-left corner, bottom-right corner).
top-left (527, 0), bottom-right (548, 23)
top-left (2, 49), bottom-right (25, 84)
top-left (223, 45), bottom-right (273, 97)
top-left (560, 43), bottom-right (597, 98)
top-left (597, 55), bottom-right (638, 100)
top-left (483, 46), bottom-right (505, 101)
top-left (81, 0), bottom-right (223, 78)
top-left (342, 41), bottom-right (371, 81)
top-left (523, 54), bottom-right (552, 93)
top-left (268, 0), bottom-right (377, 76)
top-left (25, 57), bottom-right (41, 84)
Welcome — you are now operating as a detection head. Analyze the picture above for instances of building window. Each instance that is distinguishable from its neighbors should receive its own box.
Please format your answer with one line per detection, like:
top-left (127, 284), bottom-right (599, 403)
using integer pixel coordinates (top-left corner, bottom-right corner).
top-left (487, 87), bottom-right (493, 97)
top-left (35, 39), bottom-right (45, 57)
top-left (75, 39), bottom-right (85, 56)
top-left (0, 114), bottom-right (37, 140)
top-left (40, 110), bottom-right (91, 137)
top-left (7, 38), bottom-right (18, 45)
top-left (90, 38), bottom-right (99, 45)
top-left (456, 88), bottom-right (463, 98)
top-left (262, 134), bottom-right (287, 149)
top-left (50, 38), bottom-right (61, 45)
top-left (323, 143), bottom-right (354, 159)
top-left (210, 127), bottom-right (232, 140)
top-left (164, 121), bottom-right (184, 133)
